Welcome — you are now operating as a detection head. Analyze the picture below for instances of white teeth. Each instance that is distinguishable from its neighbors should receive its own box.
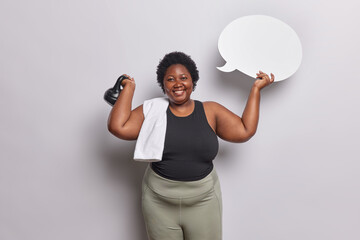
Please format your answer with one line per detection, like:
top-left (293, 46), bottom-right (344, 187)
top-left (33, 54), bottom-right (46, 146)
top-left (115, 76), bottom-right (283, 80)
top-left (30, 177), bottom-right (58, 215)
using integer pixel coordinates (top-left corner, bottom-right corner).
top-left (173, 90), bottom-right (185, 96)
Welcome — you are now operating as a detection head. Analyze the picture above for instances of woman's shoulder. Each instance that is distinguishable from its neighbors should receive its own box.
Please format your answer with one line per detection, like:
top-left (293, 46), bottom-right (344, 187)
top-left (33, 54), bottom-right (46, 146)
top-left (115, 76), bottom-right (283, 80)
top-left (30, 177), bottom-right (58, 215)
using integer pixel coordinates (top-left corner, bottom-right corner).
top-left (200, 101), bottom-right (226, 116)
top-left (202, 100), bottom-right (224, 109)
top-left (202, 100), bottom-right (236, 117)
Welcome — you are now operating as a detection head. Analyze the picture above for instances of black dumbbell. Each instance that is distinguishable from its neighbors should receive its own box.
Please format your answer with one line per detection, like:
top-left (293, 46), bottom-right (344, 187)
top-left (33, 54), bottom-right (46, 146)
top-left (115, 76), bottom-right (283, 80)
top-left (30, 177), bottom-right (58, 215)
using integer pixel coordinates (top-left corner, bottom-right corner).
top-left (104, 75), bottom-right (129, 106)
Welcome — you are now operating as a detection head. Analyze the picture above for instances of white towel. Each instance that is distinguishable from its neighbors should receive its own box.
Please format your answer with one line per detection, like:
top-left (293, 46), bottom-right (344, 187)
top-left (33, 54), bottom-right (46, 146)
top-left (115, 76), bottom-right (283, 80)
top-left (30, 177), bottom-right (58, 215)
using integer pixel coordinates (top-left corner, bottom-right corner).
top-left (133, 97), bottom-right (169, 162)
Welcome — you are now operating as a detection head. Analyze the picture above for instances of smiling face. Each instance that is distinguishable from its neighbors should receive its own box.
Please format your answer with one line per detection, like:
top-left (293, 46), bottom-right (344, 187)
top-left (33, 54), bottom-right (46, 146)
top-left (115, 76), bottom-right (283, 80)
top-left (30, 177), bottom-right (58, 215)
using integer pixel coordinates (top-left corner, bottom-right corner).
top-left (163, 64), bottom-right (193, 105)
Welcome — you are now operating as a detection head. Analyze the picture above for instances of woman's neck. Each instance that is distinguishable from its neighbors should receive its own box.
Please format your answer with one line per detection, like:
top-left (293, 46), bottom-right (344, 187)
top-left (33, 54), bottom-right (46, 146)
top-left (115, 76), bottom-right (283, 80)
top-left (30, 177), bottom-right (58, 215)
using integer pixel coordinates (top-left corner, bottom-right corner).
top-left (168, 99), bottom-right (194, 116)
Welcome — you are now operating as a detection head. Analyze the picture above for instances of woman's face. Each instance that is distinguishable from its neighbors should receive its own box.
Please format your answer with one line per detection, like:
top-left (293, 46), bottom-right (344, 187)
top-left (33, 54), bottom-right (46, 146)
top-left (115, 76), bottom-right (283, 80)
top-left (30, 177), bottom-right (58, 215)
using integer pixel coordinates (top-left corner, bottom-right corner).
top-left (163, 64), bottom-right (193, 105)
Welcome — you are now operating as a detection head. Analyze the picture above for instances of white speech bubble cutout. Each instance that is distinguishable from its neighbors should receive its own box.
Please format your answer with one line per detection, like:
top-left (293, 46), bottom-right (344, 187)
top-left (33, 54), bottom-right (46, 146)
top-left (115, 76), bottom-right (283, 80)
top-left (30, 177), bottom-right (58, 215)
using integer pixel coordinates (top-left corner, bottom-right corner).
top-left (218, 15), bottom-right (302, 81)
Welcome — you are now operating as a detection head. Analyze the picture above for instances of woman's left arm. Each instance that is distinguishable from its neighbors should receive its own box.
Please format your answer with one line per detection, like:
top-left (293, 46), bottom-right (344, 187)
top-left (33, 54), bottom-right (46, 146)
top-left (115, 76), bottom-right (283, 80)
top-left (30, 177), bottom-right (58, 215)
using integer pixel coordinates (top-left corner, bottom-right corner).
top-left (211, 71), bottom-right (274, 143)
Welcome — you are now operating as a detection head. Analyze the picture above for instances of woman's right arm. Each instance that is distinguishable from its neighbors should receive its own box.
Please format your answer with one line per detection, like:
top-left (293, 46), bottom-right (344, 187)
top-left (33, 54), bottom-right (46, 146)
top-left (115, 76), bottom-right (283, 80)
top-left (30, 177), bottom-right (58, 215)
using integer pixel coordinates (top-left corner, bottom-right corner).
top-left (107, 75), bottom-right (144, 140)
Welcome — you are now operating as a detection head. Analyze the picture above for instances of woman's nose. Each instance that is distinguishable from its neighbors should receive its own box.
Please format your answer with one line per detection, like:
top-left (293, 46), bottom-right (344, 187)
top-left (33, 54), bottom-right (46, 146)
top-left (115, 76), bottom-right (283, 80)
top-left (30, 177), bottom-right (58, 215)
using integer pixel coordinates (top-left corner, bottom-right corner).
top-left (174, 79), bottom-right (183, 86)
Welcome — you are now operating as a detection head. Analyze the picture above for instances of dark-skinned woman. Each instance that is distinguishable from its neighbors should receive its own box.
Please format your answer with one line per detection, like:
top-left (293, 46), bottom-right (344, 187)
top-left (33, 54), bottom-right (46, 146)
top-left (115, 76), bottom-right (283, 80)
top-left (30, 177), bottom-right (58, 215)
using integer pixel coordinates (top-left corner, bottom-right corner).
top-left (107, 51), bottom-right (274, 240)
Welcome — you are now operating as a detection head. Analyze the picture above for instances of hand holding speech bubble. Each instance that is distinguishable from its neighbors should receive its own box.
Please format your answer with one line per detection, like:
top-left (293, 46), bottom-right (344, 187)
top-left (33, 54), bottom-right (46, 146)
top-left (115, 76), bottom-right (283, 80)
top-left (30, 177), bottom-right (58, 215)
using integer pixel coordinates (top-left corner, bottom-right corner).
top-left (218, 15), bottom-right (302, 82)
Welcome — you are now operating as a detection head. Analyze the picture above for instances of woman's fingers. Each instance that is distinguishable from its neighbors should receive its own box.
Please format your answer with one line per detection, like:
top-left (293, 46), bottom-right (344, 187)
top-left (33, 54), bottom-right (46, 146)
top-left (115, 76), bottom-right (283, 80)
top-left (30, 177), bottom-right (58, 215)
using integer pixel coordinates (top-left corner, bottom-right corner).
top-left (257, 71), bottom-right (274, 81)
top-left (254, 71), bottom-right (275, 89)
top-left (122, 74), bottom-right (134, 81)
top-left (256, 71), bottom-right (268, 79)
top-left (270, 73), bottom-right (275, 83)
top-left (123, 74), bottom-right (132, 80)
top-left (120, 74), bottom-right (135, 87)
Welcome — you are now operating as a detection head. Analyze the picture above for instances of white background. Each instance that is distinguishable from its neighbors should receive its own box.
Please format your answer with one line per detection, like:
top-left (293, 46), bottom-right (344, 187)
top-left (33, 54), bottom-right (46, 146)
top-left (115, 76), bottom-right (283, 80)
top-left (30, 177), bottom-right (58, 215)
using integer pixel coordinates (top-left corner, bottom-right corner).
top-left (1, 0), bottom-right (359, 239)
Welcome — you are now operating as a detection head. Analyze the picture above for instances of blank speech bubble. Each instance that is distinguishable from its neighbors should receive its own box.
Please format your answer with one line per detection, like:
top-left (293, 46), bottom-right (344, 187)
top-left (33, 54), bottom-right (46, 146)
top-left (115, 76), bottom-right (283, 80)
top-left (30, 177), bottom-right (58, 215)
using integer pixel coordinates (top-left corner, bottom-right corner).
top-left (217, 15), bottom-right (302, 81)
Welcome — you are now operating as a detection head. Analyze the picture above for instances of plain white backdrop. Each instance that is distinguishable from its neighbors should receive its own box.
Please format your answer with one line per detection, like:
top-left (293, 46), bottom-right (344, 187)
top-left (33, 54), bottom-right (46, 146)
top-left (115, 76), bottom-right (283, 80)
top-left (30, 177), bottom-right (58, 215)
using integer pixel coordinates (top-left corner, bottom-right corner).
top-left (1, 0), bottom-right (359, 239)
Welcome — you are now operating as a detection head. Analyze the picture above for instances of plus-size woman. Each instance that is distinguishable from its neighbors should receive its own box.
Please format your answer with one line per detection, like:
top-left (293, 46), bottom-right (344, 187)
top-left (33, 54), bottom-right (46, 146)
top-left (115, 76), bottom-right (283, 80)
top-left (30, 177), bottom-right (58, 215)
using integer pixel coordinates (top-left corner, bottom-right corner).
top-left (107, 51), bottom-right (274, 240)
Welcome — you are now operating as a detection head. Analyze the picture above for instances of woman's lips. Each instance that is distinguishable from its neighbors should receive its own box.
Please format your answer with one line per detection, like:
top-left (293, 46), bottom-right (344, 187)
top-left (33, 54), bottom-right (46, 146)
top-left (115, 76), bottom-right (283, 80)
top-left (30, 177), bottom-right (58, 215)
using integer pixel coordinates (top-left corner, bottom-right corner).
top-left (173, 90), bottom-right (185, 96)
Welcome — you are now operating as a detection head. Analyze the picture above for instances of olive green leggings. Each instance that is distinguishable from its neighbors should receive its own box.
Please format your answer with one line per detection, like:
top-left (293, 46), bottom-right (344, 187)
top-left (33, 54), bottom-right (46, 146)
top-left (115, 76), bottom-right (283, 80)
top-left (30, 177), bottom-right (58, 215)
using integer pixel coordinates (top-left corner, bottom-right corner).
top-left (142, 165), bottom-right (222, 240)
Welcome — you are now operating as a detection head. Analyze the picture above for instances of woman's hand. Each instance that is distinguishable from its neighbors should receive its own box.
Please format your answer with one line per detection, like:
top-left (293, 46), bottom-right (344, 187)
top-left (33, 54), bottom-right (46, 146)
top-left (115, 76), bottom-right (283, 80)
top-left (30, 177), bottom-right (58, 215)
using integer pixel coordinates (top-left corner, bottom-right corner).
top-left (254, 71), bottom-right (274, 90)
top-left (121, 74), bottom-right (136, 89)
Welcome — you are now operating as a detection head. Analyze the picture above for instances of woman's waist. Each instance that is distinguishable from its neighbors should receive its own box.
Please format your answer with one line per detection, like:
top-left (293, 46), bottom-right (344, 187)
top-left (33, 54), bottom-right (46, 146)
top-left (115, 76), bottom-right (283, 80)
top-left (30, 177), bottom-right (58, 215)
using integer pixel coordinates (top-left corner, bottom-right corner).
top-left (143, 164), bottom-right (218, 198)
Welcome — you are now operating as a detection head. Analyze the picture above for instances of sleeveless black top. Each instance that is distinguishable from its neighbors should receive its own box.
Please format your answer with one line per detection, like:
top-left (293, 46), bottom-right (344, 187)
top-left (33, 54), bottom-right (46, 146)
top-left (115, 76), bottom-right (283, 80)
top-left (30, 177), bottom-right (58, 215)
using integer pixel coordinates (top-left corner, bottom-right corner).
top-left (151, 100), bottom-right (219, 181)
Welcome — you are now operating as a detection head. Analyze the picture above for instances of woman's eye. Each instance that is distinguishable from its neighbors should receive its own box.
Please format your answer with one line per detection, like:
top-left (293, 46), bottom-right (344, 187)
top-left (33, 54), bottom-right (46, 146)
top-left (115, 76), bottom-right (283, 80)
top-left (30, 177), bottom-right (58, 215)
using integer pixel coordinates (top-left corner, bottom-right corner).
top-left (167, 78), bottom-right (174, 81)
top-left (181, 77), bottom-right (187, 80)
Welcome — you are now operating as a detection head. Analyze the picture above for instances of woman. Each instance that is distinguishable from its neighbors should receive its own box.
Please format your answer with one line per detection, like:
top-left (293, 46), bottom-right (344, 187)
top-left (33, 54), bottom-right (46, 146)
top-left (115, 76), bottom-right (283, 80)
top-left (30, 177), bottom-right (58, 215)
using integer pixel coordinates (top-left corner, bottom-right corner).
top-left (107, 52), bottom-right (274, 240)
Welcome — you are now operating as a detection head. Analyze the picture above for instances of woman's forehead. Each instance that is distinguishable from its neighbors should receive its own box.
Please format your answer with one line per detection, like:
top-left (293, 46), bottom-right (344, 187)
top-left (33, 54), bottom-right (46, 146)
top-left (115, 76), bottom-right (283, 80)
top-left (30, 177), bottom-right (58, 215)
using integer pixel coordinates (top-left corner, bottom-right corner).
top-left (165, 64), bottom-right (190, 76)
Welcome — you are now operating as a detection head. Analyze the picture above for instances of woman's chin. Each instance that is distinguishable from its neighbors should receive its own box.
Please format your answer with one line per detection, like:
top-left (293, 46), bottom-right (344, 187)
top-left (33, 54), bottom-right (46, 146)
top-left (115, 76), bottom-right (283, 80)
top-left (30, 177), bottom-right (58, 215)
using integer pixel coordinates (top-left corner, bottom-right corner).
top-left (168, 95), bottom-right (190, 105)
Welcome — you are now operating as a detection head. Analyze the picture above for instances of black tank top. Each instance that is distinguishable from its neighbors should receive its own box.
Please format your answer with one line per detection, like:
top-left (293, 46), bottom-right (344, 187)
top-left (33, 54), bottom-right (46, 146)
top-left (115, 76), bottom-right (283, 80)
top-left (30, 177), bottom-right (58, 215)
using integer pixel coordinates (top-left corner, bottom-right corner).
top-left (151, 100), bottom-right (219, 181)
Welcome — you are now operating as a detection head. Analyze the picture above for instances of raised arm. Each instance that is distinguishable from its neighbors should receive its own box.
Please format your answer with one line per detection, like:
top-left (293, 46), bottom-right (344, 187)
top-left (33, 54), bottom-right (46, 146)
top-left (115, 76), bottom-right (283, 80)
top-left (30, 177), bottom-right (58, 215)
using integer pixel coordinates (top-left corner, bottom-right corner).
top-left (209, 71), bottom-right (274, 143)
top-left (107, 75), bottom-right (144, 140)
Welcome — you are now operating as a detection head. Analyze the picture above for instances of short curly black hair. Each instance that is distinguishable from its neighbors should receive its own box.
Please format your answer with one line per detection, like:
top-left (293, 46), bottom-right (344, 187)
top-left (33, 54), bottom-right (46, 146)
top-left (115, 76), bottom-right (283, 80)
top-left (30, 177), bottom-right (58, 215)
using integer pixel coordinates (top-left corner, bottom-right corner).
top-left (156, 51), bottom-right (199, 93)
